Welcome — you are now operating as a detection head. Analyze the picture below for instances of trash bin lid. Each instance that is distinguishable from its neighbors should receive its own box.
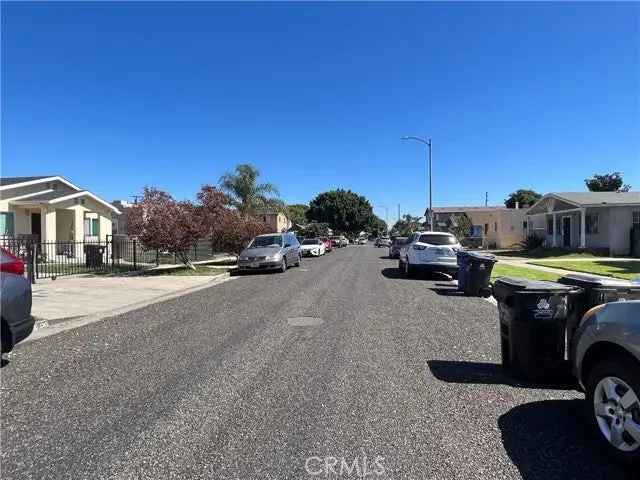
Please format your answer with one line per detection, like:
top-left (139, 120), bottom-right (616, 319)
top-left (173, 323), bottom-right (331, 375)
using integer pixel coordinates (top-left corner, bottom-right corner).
top-left (465, 251), bottom-right (497, 262)
top-left (493, 277), bottom-right (578, 293)
top-left (558, 273), bottom-right (640, 290)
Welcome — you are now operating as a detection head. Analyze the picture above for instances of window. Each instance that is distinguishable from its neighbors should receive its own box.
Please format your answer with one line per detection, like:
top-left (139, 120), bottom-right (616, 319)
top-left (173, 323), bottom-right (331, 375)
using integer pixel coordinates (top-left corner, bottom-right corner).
top-left (547, 217), bottom-right (553, 235)
top-left (0, 212), bottom-right (15, 236)
top-left (417, 234), bottom-right (457, 245)
top-left (494, 222), bottom-right (498, 232)
top-left (633, 211), bottom-right (640, 227)
top-left (484, 223), bottom-right (489, 235)
top-left (586, 214), bottom-right (599, 234)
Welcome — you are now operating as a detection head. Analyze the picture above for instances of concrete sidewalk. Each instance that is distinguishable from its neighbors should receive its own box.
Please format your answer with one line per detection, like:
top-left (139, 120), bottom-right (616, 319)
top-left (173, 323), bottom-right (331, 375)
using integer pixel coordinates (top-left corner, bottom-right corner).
top-left (31, 274), bottom-right (230, 323)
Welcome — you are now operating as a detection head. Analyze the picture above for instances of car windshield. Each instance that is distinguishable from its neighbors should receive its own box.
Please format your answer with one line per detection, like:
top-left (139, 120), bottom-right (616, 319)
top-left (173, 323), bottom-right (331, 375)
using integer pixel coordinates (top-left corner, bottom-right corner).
top-left (249, 236), bottom-right (282, 248)
top-left (302, 239), bottom-right (318, 245)
top-left (418, 234), bottom-right (457, 245)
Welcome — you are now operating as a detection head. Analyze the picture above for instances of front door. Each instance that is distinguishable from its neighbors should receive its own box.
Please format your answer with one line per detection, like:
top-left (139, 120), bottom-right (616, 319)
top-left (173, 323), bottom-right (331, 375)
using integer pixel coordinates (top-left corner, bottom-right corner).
top-left (562, 217), bottom-right (571, 248)
top-left (31, 213), bottom-right (41, 241)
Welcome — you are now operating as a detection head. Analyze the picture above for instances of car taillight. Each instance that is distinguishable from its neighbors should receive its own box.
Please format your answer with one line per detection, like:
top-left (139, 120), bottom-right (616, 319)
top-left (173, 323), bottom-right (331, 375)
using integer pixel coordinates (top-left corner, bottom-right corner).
top-left (0, 248), bottom-right (25, 275)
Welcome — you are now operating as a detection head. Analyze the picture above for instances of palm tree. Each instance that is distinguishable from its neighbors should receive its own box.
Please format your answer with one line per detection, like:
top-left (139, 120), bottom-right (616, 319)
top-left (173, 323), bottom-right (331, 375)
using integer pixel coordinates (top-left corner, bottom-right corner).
top-left (219, 163), bottom-right (281, 217)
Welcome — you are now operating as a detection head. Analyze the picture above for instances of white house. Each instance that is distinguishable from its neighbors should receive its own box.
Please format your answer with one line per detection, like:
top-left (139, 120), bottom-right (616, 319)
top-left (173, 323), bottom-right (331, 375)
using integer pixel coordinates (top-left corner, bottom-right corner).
top-left (526, 191), bottom-right (640, 256)
top-left (0, 176), bottom-right (120, 244)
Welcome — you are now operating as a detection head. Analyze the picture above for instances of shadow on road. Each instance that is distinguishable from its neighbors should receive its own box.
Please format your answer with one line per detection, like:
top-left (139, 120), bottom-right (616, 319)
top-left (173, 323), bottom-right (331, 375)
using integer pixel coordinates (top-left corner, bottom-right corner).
top-left (1, 356), bottom-right (9, 368)
top-left (381, 268), bottom-right (452, 282)
top-left (499, 399), bottom-right (633, 480)
top-left (430, 287), bottom-right (465, 297)
top-left (427, 360), bottom-right (577, 390)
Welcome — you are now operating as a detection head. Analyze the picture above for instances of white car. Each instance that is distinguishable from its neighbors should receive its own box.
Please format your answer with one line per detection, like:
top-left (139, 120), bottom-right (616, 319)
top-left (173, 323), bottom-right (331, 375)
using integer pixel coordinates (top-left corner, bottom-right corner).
top-left (398, 231), bottom-right (461, 277)
top-left (300, 238), bottom-right (326, 256)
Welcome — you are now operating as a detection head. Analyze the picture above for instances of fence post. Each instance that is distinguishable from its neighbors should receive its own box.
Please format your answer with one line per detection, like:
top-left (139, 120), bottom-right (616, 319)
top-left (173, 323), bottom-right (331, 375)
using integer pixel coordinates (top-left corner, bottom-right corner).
top-left (110, 237), bottom-right (114, 270)
top-left (133, 238), bottom-right (137, 270)
top-left (28, 243), bottom-right (36, 284)
top-left (156, 248), bottom-right (159, 266)
top-left (193, 244), bottom-right (197, 261)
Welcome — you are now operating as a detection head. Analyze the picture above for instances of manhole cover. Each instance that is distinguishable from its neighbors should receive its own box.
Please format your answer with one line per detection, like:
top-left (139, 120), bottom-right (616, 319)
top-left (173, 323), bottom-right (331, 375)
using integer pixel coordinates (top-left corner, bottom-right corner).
top-left (287, 316), bottom-right (324, 327)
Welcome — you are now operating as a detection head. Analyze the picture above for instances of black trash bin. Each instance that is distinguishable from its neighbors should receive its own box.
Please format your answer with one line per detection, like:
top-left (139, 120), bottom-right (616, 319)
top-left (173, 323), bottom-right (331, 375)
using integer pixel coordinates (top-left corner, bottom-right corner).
top-left (456, 251), bottom-right (497, 297)
top-left (85, 244), bottom-right (105, 268)
top-left (493, 277), bottom-right (582, 381)
top-left (558, 273), bottom-right (640, 339)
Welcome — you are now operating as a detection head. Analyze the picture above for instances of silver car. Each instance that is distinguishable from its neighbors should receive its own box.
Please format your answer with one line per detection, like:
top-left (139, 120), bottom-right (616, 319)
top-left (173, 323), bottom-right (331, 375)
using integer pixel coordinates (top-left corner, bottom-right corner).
top-left (237, 233), bottom-right (301, 273)
top-left (1, 247), bottom-right (34, 353)
top-left (572, 300), bottom-right (640, 464)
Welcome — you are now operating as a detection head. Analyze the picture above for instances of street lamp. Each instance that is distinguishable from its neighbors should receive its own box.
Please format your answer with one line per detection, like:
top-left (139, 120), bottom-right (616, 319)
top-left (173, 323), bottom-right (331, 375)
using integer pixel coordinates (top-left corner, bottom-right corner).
top-left (401, 136), bottom-right (433, 231)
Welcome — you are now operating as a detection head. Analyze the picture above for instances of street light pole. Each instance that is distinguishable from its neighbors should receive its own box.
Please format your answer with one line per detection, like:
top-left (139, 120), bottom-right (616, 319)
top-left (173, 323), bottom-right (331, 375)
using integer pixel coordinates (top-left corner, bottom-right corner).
top-left (401, 136), bottom-right (433, 231)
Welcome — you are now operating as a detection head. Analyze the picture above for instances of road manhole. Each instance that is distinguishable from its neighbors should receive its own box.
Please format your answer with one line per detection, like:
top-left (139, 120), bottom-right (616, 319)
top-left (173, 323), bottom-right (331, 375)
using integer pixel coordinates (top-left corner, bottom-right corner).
top-left (287, 316), bottom-right (324, 327)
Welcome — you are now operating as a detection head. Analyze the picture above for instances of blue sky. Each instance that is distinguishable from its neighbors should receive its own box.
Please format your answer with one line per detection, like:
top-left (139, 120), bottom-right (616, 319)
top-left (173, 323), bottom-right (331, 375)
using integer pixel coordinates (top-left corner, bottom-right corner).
top-left (2, 2), bottom-right (638, 221)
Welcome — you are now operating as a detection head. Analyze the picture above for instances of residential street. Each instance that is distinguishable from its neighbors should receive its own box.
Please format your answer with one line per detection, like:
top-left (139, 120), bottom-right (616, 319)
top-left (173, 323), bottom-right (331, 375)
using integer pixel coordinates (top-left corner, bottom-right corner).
top-left (0, 245), bottom-right (631, 480)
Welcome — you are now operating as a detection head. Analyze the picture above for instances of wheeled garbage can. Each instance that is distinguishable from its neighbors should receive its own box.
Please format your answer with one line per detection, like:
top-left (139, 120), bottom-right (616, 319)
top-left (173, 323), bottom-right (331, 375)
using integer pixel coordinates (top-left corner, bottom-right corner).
top-left (492, 277), bottom-right (582, 381)
top-left (85, 244), bottom-right (105, 268)
top-left (456, 251), bottom-right (497, 297)
top-left (558, 273), bottom-right (640, 341)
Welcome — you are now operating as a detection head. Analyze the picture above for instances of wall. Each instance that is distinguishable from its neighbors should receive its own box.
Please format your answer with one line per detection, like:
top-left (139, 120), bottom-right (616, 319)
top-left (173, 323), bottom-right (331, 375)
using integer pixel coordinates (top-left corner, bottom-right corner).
top-left (465, 209), bottom-right (526, 248)
top-left (608, 206), bottom-right (637, 256)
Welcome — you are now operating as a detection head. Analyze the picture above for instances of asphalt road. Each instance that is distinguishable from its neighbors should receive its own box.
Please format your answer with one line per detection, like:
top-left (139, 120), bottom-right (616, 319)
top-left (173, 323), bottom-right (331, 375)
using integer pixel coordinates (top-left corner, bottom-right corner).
top-left (0, 245), bottom-right (632, 479)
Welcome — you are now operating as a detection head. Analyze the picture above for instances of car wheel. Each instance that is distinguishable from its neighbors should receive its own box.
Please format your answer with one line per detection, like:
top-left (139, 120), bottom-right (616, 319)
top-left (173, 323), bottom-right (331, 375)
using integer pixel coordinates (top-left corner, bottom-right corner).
top-left (279, 257), bottom-right (287, 273)
top-left (398, 259), bottom-right (405, 273)
top-left (585, 357), bottom-right (640, 465)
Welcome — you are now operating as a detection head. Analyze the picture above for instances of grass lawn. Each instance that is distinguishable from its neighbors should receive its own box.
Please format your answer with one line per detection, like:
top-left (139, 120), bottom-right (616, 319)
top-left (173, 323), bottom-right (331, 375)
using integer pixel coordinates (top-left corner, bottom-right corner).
top-left (143, 266), bottom-right (230, 277)
top-left (529, 260), bottom-right (640, 281)
top-left (490, 263), bottom-right (561, 282)
top-left (496, 247), bottom-right (609, 259)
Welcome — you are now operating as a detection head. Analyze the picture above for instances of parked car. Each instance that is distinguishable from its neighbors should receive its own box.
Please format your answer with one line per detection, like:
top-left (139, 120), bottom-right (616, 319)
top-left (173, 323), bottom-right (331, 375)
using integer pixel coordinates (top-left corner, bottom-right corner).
top-left (320, 237), bottom-right (333, 252)
top-left (237, 233), bottom-right (301, 273)
top-left (300, 238), bottom-right (326, 257)
top-left (375, 237), bottom-right (392, 248)
top-left (1, 247), bottom-right (35, 353)
top-left (398, 231), bottom-right (461, 277)
top-left (572, 300), bottom-right (640, 464)
top-left (388, 237), bottom-right (408, 258)
top-left (331, 235), bottom-right (347, 248)
top-left (358, 237), bottom-right (367, 245)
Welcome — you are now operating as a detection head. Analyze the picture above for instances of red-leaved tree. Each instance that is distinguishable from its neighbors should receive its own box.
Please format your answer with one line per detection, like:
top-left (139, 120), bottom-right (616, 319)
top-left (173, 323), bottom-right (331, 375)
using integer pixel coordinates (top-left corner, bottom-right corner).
top-left (127, 187), bottom-right (205, 267)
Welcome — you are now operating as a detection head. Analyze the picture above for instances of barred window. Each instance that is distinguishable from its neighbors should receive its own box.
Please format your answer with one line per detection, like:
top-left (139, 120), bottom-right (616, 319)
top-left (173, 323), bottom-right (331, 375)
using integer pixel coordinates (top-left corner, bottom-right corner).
top-left (586, 214), bottom-right (599, 234)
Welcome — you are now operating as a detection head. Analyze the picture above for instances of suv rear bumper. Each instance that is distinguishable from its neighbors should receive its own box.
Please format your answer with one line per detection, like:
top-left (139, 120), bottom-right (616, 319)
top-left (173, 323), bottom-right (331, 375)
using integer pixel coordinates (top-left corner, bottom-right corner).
top-left (1, 315), bottom-right (35, 353)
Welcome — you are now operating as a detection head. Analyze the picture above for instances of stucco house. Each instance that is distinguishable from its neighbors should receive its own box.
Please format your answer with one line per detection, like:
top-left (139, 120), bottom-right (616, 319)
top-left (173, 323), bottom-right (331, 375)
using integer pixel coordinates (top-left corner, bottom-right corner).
top-left (427, 206), bottom-right (528, 248)
top-left (526, 192), bottom-right (640, 256)
top-left (258, 209), bottom-right (292, 233)
top-left (0, 176), bottom-right (120, 244)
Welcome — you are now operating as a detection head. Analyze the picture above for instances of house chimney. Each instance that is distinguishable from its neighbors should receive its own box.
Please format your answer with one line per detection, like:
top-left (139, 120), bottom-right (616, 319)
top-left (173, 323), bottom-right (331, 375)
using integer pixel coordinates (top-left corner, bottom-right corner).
top-left (515, 201), bottom-right (519, 209)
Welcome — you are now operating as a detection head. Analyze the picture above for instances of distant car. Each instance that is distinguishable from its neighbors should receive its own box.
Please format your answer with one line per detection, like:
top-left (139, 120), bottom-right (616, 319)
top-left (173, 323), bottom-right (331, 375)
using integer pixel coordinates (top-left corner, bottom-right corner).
top-left (237, 233), bottom-right (301, 273)
top-left (300, 238), bottom-right (326, 257)
top-left (375, 237), bottom-right (392, 248)
top-left (320, 237), bottom-right (333, 252)
top-left (1, 247), bottom-right (35, 353)
top-left (358, 237), bottom-right (367, 245)
top-left (572, 301), bottom-right (640, 464)
top-left (331, 236), bottom-right (347, 248)
top-left (398, 231), bottom-right (461, 277)
top-left (388, 237), bottom-right (408, 259)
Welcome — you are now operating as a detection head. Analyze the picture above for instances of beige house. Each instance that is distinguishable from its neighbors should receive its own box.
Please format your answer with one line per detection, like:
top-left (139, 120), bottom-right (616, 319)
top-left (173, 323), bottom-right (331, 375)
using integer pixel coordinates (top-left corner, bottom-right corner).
top-left (0, 176), bottom-right (120, 244)
top-left (428, 206), bottom-right (528, 248)
top-left (258, 210), bottom-right (292, 233)
top-left (526, 192), bottom-right (640, 256)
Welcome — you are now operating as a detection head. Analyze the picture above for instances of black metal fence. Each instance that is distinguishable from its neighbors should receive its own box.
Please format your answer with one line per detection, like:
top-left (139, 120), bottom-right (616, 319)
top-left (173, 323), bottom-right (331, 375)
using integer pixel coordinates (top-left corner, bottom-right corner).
top-left (0, 235), bottom-right (224, 282)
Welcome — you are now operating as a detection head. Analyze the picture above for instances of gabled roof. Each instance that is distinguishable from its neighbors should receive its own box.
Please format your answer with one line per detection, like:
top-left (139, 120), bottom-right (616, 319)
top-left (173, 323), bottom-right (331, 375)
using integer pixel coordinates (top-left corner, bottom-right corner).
top-left (430, 206), bottom-right (506, 214)
top-left (15, 190), bottom-right (77, 202)
top-left (0, 175), bottom-right (81, 191)
top-left (552, 191), bottom-right (640, 206)
top-left (0, 176), bottom-right (54, 186)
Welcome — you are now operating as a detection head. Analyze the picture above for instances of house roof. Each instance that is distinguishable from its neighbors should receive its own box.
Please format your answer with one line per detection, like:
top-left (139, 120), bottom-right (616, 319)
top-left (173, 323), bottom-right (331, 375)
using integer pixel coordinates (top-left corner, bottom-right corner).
top-left (552, 191), bottom-right (640, 206)
top-left (430, 206), bottom-right (507, 213)
top-left (0, 176), bottom-right (55, 186)
top-left (17, 190), bottom-right (80, 202)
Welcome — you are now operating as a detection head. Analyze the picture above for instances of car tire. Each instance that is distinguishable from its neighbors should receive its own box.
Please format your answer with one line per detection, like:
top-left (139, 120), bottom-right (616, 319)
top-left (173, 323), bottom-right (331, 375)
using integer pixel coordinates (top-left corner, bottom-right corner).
top-left (279, 258), bottom-right (287, 273)
top-left (585, 357), bottom-right (640, 465)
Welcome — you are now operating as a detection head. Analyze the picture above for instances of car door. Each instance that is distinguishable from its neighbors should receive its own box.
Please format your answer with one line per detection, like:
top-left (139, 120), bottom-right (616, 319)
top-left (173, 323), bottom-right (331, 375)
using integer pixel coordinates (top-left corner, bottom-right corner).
top-left (284, 234), bottom-right (294, 263)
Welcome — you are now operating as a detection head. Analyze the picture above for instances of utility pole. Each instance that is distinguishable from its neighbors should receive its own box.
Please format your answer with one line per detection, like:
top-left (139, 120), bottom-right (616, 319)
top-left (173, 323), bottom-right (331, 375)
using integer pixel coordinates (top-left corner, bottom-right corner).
top-left (485, 192), bottom-right (488, 207)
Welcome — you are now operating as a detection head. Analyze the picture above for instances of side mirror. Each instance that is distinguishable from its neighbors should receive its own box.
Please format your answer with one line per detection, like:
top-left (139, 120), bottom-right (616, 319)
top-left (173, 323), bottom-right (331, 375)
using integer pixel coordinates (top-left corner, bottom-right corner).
top-left (284, 243), bottom-right (292, 248)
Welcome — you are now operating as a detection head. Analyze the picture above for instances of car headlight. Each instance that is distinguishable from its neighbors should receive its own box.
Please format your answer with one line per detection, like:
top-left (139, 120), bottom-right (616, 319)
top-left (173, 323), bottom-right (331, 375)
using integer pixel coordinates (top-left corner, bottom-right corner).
top-left (267, 253), bottom-right (282, 261)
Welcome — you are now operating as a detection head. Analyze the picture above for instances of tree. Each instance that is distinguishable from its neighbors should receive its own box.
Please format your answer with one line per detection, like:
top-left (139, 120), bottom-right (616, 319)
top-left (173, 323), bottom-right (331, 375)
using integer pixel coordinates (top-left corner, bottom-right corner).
top-left (585, 172), bottom-right (631, 192)
top-left (367, 216), bottom-right (387, 236)
top-left (127, 187), bottom-right (205, 267)
top-left (287, 204), bottom-right (309, 226)
top-left (449, 214), bottom-right (473, 240)
top-left (219, 163), bottom-right (281, 217)
top-left (392, 214), bottom-right (423, 236)
top-left (307, 189), bottom-right (376, 235)
top-left (299, 221), bottom-right (331, 238)
top-left (504, 189), bottom-right (542, 209)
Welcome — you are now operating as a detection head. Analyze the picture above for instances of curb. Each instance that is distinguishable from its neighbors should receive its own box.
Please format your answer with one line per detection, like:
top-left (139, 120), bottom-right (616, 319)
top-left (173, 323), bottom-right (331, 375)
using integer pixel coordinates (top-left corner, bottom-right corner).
top-left (23, 272), bottom-right (236, 345)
